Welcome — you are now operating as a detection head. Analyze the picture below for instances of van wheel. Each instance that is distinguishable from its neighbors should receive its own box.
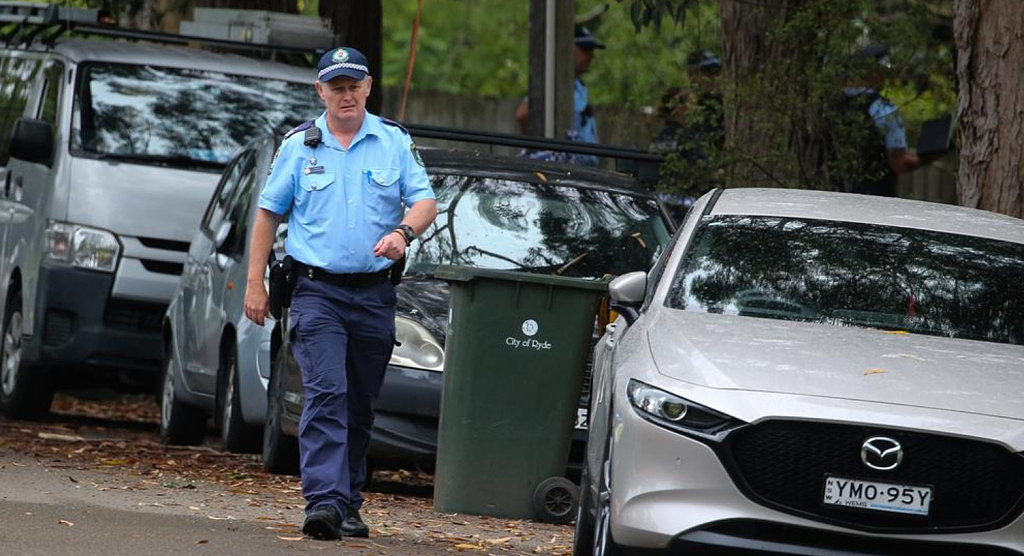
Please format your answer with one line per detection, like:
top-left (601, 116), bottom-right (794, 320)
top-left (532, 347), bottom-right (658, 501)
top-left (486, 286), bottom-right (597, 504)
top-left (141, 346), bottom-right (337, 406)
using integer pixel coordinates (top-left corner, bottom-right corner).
top-left (0, 290), bottom-right (53, 420)
top-left (159, 345), bottom-right (206, 446)
top-left (262, 349), bottom-right (299, 475)
top-left (219, 345), bottom-right (261, 453)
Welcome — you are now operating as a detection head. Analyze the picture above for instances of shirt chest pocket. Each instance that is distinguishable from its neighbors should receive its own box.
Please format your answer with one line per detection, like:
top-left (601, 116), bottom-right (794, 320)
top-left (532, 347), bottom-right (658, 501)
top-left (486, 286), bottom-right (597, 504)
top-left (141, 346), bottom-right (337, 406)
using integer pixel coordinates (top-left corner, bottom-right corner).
top-left (298, 172), bottom-right (336, 192)
top-left (365, 167), bottom-right (401, 209)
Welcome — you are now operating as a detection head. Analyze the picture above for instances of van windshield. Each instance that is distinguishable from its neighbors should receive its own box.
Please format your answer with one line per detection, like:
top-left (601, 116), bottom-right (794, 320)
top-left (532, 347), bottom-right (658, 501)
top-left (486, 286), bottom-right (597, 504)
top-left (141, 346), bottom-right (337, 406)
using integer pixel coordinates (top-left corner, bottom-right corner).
top-left (71, 62), bottom-right (322, 169)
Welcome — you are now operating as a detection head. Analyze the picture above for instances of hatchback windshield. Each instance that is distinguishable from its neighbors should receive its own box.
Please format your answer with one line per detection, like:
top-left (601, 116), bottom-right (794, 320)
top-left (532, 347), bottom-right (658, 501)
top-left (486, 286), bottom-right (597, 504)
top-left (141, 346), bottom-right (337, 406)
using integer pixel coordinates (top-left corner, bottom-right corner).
top-left (71, 63), bottom-right (321, 168)
top-left (407, 173), bottom-right (671, 279)
top-left (667, 215), bottom-right (1024, 345)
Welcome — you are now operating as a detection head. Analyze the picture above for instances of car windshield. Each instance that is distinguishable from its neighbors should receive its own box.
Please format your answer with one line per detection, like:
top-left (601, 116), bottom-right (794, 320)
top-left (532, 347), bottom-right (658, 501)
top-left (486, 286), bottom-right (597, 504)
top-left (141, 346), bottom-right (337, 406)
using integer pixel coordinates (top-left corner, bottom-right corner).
top-left (70, 62), bottom-right (322, 169)
top-left (666, 215), bottom-right (1024, 346)
top-left (407, 173), bottom-right (672, 279)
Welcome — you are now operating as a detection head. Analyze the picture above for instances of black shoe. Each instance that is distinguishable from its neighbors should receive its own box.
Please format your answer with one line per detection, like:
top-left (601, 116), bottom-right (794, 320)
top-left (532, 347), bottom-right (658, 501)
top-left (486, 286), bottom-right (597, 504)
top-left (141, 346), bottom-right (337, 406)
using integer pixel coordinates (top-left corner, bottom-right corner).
top-left (339, 507), bottom-right (370, 538)
top-left (302, 504), bottom-right (342, 540)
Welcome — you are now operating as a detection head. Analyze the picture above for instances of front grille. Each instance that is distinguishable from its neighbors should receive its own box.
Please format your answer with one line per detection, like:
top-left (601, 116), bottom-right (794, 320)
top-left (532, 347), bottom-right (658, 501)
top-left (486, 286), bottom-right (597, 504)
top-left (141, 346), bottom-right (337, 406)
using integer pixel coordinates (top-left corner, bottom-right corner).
top-left (722, 420), bottom-right (1024, 533)
top-left (104, 299), bottom-right (165, 332)
top-left (137, 237), bottom-right (190, 252)
top-left (140, 259), bottom-right (184, 275)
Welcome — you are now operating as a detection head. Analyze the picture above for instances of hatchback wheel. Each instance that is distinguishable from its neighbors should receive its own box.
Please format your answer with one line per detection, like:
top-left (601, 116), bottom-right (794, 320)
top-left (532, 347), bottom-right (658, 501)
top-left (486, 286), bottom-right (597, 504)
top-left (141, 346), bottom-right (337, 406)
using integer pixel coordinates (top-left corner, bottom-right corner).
top-left (219, 346), bottom-right (261, 453)
top-left (262, 349), bottom-right (299, 475)
top-left (0, 290), bottom-right (53, 420)
top-left (160, 346), bottom-right (206, 445)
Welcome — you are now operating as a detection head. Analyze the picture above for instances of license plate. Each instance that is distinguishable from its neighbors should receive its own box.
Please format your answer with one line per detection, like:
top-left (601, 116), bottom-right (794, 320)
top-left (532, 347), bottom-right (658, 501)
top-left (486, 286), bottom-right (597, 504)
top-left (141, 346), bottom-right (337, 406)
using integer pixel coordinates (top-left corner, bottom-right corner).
top-left (823, 476), bottom-right (932, 516)
top-left (574, 407), bottom-right (588, 430)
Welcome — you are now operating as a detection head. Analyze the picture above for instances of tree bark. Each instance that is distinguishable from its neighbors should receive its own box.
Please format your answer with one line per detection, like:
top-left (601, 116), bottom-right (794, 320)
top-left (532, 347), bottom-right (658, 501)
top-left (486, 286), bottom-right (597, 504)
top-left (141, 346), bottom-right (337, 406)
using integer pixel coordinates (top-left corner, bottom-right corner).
top-left (953, 0), bottom-right (1024, 217)
top-left (720, 0), bottom-right (809, 188)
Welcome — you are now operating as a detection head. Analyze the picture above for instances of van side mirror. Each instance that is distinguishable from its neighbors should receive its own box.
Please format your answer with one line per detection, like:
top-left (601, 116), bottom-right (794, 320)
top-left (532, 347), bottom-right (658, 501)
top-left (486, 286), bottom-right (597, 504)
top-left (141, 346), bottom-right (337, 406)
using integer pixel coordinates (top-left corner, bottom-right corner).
top-left (609, 271), bottom-right (647, 324)
top-left (10, 118), bottom-right (54, 167)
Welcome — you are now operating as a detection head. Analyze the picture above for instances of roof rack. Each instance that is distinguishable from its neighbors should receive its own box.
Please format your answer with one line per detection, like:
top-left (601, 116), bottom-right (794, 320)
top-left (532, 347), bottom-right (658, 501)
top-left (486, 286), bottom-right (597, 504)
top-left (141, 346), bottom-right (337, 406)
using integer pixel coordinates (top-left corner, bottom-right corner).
top-left (0, 1), bottom-right (326, 56)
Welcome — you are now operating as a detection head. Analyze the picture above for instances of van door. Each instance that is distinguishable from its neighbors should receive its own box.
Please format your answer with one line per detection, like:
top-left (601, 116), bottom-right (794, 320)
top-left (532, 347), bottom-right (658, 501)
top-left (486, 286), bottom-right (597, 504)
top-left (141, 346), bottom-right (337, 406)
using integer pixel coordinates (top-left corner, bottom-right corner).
top-left (0, 53), bottom-right (45, 327)
top-left (12, 60), bottom-right (64, 335)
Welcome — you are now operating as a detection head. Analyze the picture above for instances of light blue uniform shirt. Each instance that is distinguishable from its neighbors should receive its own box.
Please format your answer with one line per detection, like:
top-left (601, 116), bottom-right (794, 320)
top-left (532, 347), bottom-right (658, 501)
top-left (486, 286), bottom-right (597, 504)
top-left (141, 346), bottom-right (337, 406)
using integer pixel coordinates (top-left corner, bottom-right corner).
top-left (573, 78), bottom-right (599, 166)
top-left (845, 87), bottom-right (907, 150)
top-left (258, 112), bottom-right (435, 274)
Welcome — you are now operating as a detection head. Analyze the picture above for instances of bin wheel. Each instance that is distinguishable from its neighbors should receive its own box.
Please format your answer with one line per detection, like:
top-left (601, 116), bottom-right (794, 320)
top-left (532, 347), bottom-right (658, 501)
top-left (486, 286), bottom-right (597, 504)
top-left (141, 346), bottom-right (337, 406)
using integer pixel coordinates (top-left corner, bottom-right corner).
top-left (533, 476), bottom-right (579, 525)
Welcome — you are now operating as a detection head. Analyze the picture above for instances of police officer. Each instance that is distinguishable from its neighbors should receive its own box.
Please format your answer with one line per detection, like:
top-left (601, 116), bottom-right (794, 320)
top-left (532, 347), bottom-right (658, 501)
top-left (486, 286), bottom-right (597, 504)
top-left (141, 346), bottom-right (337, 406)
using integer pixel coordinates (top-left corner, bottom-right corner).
top-left (515, 24), bottom-right (605, 166)
top-left (244, 46), bottom-right (437, 541)
top-left (842, 43), bottom-right (920, 196)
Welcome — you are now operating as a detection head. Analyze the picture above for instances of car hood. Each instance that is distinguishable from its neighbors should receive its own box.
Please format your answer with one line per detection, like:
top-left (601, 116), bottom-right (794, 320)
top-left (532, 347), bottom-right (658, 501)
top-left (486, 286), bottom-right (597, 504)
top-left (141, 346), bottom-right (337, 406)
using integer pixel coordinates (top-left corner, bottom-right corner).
top-left (395, 277), bottom-right (450, 342)
top-left (646, 309), bottom-right (1024, 419)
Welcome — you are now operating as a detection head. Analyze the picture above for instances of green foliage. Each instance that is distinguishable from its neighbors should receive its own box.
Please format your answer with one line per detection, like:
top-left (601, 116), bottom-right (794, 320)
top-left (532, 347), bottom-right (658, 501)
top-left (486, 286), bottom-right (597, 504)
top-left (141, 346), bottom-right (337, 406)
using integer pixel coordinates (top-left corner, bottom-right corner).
top-left (381, 0), bottom-right (528, 98)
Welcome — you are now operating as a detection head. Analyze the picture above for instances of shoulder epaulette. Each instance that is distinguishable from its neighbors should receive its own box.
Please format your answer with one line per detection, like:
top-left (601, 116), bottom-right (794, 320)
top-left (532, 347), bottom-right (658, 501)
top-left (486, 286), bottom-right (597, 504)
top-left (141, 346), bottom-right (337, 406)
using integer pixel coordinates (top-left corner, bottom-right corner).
top-left (381, 117), bottom-right (410, 135)
top-left (283, 120), bottom-right (316, 140)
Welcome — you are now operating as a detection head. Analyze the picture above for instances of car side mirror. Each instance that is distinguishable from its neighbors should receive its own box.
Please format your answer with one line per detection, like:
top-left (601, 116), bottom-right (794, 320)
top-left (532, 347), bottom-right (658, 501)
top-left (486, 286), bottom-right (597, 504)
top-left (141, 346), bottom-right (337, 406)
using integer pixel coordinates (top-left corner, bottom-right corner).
top-left (609, 271), bottom-right (647, 324)
top-left (10, 118), bottom-right (54, 167)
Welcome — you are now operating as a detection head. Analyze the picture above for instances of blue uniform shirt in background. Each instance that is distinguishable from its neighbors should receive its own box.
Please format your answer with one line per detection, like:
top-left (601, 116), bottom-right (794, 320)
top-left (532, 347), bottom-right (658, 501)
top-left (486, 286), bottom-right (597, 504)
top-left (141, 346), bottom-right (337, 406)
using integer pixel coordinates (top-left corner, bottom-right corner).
top-left (258, 112), bottom-right (435, 274)
top-left (868, 95), bottom-right (907, 150)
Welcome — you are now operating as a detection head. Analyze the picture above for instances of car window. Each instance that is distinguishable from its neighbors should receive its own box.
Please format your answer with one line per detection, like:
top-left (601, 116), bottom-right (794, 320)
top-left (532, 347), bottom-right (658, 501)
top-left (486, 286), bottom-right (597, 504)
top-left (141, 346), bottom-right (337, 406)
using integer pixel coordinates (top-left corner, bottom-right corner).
top-left (408, 172), bottom-right (672, 279)
top-left (201, 150), bottom-right (253, 237)
top-left (665, 215), bottom-right (1024, 346)
top-left (69, 62), bottom-right (321, 169)
top-left (0, 55), bottom-right (43, 165)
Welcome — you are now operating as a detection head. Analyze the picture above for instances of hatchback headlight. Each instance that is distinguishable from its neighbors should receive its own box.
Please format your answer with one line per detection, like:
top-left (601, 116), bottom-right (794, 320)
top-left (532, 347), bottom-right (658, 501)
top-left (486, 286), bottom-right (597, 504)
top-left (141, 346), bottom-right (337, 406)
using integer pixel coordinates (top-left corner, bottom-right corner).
top-left (390, 316), bottom-right (444, 372)
top-left (627, 379), bottom-right (743, 440)
top-left (45, 221), bottom-right (121, 272)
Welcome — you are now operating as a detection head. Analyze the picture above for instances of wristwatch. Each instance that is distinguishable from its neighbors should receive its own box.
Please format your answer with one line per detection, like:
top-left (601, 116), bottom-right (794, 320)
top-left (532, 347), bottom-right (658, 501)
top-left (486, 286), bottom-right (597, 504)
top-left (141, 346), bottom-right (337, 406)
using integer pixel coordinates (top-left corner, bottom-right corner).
top-left (395, 224), bottom-right (416, 245)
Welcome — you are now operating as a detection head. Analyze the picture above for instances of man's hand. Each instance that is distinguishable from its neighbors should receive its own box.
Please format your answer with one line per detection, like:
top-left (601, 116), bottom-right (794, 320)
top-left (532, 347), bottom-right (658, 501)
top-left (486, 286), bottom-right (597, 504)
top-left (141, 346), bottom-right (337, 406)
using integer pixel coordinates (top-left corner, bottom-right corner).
top-left (244, 282), bottom-right (271, 326)
top-left (374, 230), bottom-right (407, 260)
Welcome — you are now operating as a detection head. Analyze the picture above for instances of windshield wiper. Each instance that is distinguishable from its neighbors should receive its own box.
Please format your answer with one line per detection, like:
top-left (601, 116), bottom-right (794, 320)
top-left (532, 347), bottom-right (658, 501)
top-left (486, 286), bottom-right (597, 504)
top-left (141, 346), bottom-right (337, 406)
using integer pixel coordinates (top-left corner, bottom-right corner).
top-left (82, 151), bottom-right (227, 170)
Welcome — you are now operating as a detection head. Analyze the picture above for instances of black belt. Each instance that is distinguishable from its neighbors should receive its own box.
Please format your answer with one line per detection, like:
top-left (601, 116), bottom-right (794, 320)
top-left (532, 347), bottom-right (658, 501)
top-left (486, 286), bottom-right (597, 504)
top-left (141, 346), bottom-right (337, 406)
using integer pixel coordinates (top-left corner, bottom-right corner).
top-left (294, 262), bottom-right (390, 288)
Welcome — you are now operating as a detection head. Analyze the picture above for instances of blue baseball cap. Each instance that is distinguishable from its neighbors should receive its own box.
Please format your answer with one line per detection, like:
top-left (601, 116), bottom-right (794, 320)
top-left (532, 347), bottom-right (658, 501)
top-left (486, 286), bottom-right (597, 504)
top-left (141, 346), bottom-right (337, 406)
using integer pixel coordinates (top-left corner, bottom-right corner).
top-left (574, 25), bottom-right (605, 50)
top-left (317, 47), bottom-right (370, 82)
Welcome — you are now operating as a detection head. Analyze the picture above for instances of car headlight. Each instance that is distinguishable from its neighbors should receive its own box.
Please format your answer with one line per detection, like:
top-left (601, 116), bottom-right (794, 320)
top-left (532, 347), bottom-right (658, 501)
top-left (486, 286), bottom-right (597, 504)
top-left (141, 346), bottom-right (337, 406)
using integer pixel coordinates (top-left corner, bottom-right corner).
top-left (390, 315), bottom-right (444, 372)
top-left (45, 221), bottom-right (121, 272)
top-left (627, 379), bottom-right (744, 440)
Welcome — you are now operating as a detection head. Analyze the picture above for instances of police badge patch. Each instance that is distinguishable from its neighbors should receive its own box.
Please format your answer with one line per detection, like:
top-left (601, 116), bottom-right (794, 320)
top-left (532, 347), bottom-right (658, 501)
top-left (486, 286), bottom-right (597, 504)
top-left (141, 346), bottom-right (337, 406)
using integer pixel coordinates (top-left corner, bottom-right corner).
top-left (410, 142), bottom-right (425, 167)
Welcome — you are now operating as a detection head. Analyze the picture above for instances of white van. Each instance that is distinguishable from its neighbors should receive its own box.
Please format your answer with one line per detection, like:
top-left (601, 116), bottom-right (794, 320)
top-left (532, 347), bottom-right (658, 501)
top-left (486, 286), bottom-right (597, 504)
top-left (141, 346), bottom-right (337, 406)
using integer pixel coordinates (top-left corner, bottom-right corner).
top-left (0, 7), bottom-right (322, 418)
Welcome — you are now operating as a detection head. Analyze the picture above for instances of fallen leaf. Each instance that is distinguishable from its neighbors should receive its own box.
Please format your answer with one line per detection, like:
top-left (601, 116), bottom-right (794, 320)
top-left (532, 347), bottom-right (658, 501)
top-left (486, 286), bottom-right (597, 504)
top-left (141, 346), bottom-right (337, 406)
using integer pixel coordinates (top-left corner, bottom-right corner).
top-left (195, 540), bottom-right (208, 544)
top-left (58, 520), bottom-right (74, 527)
top-left (277, 535), bottom-right (305, 541)
top-left (535, 172), bottom-right (547, 182)
top-left (883, 330), bottom-right (909, 335)
top-left (864, 368), bottom-right (887, 375)
top-left (455, 543), bottom-right (484, 551)
top-left (485, 537), bottom-right (512, 544)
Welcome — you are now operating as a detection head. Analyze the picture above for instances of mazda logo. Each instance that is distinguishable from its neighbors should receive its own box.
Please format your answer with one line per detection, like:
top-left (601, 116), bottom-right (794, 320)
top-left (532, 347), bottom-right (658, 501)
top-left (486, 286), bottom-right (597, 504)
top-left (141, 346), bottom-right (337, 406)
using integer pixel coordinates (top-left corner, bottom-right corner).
top-left (861, 436), bottom-right (903, 471)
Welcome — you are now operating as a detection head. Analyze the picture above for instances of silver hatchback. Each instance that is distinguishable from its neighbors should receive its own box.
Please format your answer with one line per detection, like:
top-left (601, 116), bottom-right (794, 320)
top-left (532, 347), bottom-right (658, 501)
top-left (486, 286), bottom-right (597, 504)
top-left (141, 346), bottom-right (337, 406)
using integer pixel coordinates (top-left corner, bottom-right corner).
top-left (160, 135), bottom-right (287, 452)
top-left (577, 188), bottom-right (1024, 555)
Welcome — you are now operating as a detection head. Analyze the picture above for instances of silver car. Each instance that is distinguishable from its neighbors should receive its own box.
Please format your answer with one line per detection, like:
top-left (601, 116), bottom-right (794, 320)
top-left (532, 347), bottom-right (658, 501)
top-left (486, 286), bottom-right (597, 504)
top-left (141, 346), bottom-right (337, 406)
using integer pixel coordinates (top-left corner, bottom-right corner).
top-left (577, 188), bottom-right (1024, 555)
top-left (160, 135), bottom-right (288, 452)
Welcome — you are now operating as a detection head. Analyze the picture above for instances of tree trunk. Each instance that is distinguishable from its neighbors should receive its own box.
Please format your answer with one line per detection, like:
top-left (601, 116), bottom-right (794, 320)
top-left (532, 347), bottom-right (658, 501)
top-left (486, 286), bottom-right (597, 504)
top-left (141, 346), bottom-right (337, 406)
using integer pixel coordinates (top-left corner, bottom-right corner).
top-left (953, 0), bottom-right (1024, 217)
top-left (719, 0), bottom-right (808, 188)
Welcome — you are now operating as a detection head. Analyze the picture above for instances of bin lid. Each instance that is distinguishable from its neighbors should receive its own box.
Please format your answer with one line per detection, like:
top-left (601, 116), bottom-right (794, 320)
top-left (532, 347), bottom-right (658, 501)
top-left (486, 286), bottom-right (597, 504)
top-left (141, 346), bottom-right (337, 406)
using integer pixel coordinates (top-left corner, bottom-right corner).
top-left (434, 265), bottom-right (610, 291)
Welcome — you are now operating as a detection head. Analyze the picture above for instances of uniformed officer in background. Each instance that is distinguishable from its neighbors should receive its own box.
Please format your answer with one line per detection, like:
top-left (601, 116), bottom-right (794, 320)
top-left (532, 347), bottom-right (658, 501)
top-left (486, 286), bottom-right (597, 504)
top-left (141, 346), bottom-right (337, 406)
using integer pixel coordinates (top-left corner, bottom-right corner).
top-left (244, 46), bottom-right (437, 541)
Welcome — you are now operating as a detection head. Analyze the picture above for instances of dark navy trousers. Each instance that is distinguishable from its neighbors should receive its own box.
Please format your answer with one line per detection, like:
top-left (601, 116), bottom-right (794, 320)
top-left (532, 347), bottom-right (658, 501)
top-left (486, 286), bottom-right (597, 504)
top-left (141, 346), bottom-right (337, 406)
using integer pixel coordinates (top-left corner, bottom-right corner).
top-left (288, 275), bottom-right (396, 516)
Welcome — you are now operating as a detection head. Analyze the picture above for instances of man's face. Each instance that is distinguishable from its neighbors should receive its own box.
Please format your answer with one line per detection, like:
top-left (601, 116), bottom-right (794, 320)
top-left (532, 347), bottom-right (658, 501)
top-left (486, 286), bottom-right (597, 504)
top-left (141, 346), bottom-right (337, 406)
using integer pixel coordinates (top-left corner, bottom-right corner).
top-left (574, 45), bottom-right (595, 77)
top-left (316, 75), bottom-right (371, 124)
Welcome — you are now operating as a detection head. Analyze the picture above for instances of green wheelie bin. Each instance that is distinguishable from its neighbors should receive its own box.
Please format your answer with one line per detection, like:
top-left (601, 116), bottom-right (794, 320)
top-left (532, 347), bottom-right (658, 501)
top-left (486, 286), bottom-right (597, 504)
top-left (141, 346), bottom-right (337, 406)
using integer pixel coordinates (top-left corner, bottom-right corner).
top-left (432, 265), bottom-right (608, 523)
